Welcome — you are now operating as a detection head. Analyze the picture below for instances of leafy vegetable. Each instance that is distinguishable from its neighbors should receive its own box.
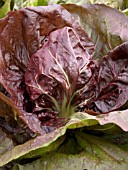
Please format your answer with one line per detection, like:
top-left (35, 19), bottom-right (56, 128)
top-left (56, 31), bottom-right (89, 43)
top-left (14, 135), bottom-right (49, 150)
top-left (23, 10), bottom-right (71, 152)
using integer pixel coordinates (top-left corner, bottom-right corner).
top-left (1, 3), bottom-right (128, 169)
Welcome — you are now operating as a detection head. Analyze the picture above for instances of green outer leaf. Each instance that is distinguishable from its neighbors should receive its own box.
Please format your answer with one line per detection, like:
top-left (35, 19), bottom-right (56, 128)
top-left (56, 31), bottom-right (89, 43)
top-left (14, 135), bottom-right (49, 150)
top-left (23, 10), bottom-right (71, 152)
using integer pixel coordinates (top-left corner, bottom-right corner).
top-left (0, 0), bottom-right (11, 18)
top-left (12, 132), bottom-right (128, 170)
top-left (18, 135), bottom-right (65, 160)
top-left (1, 109), bottom-right (128, 166)
top-left (0, 116), bottom-right (98, 167)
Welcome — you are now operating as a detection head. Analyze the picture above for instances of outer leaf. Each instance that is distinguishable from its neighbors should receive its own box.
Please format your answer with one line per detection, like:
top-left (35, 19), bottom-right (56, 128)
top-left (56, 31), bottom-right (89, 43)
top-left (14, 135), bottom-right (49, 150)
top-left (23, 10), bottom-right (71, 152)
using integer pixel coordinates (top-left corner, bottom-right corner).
top-left (12, 132), bottom-right (128, 170)
top-left (73, 110), bottom-right (128, 132)
top-left (103, 132), bottom-right (128, 151)
top-left (0, 114), bottom-right (98, 167)
top-left (0, 0), bottom-right (11, 18)
top-left (0, 5), bottom-right (94, 134)
top-left (85, 42), bottom-right (128, 113)
top-left (1, 109), bottom-right (128, 167)
top-left (62, 4), bottom-right (128, 59)
top-left (0, 93), bottom-right (36, 144)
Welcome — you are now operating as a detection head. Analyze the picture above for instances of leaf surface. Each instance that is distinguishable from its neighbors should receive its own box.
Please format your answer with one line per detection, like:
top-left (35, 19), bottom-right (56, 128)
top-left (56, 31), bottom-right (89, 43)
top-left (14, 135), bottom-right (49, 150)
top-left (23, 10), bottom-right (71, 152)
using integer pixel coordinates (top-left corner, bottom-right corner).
top-left (0, 5), bottom-right (94, 134)
top-left (12, 132), bottom-right (128, 170)
top-left (62, 4), bottom-right (128, 59)
top-left (86, 42), bottom-right (128, 113)
top-left (1, 109), bottom-right (128, 167)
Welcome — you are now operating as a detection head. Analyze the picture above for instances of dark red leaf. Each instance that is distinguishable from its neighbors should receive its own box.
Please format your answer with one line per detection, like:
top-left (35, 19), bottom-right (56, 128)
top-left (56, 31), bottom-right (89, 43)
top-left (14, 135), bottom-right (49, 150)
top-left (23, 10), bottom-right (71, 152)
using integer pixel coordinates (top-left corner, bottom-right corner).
top-left (87, 42), bottom-right (128, 113)
top-left (25, 26), bottom-right (95, 125)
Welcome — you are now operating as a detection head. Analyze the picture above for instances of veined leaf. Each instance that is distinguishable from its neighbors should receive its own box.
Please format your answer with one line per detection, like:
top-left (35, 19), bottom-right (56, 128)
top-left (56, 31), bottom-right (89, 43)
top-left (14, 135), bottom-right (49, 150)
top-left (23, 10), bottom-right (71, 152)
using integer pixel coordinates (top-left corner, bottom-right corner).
top-left (11, 132), bottom-right (128, 170)
top-left (62, 4), bottom-right (128, 59)
top-left (1, 109), bottom-right (128, 167)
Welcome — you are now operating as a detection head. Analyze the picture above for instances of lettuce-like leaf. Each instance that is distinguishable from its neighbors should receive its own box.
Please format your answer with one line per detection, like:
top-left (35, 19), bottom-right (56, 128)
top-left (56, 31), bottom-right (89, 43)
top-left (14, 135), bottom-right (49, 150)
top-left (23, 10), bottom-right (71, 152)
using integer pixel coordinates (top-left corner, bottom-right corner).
top-left (72, 111), bottom-right (128, 132)
top-left (11, 132), bottom-right (128, 170)
top-left (86, 42), bottom-right (128, 113)
top-left (24, 26), bottom-right (96, 127)
top-left (0, 92), bottom-right (36, 144)
top-left (0, 110), bottom-right (128, 167)
top-left (0, 117), bottom-right (96, 167)
top-left (62, 4), bottom-right (128, 59)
